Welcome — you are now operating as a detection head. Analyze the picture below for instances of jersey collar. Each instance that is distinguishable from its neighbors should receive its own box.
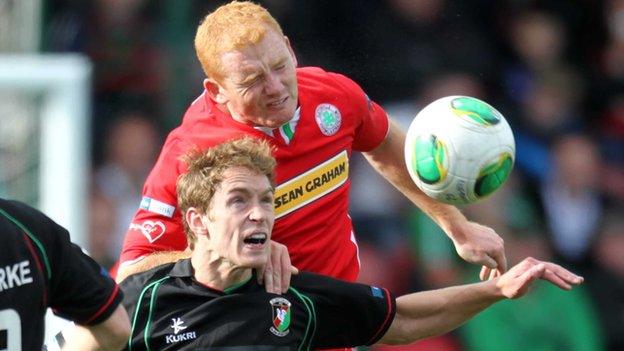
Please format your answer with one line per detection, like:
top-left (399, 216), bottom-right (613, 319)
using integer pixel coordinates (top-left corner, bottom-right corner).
top-left (169, 258), bottom-right (258, 294)
top-left (254, 107), bottom-right (301, 145)
top-left (169, 258), bottom-right (193, 278)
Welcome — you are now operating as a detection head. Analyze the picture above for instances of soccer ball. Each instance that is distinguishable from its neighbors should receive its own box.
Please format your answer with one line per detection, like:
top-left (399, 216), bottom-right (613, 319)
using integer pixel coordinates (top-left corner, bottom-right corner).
top-left (404, 96), bottom-right (515, 205)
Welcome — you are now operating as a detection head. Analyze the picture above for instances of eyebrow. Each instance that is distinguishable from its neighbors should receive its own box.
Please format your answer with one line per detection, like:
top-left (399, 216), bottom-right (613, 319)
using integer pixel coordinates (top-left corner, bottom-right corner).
top-left (236, 58), bottom-right (288, 85)
top-left (228, 187), bottom-right (274, 196)
top-left (238, 72), bottom-right (262, 86)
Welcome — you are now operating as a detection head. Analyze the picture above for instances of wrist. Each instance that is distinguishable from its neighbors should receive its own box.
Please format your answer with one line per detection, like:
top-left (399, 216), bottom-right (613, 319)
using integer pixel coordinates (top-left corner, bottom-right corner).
top-left (484, 279), bottom-right (506, 301)
top-left (437, 206), bottom-right (467, 240)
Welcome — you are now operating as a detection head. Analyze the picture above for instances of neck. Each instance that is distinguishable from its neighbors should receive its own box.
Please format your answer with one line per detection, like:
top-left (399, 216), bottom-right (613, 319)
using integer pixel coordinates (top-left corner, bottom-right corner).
top-left (191, 246), bottom-right (252, 291)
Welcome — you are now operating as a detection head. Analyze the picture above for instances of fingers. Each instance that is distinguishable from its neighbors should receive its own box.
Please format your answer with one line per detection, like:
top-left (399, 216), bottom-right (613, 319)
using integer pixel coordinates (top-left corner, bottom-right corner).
top-left (261, 241), bottom-right (294, 294)
top-left (492, 249), bottom-right (507, 273)
top-left (481, 265), bottom-right (503, 281)
top-left (480, 266), bottom-right (490, 281)
top-left (278, 245), bottom-right (290, 294)
top-left (543, 262), bottom-right (584, 284)
top-left (478, 254), bottom-right (498, 281)
top-left (257, 265), bottom-right (264, 285)
top-left (502, 263), bottom-right (544, 299)
top-left (519, 263), bottom-right (545, 286)
top-left (503, 258), bottom-right (584, 295)
top-left (482, 255), bottom-right (498, 269)
top-left (489, 268), bottom-right (502, 280)
top-left (270, 243), bottom-right (283, 294)
top-left (260, 241), bottom-right (277, 293)
top-left (509, 257), bottom-right (537, 274)
top-left (542, 269), bottom-right (572, 290)
top-left (263, 264), bottom-right (277, 294)
top-left (540, 262), bottom-right (583, 289)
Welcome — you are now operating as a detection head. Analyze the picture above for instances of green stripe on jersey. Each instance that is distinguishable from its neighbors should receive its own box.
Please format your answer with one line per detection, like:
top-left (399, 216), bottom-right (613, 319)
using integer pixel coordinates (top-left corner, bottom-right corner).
top-left (289, 287), bottom-right (317, 351)
top-left (128, 276), bottom-right (171, 351)
top-left (0, 208), bottom-right (52, 279)
top-left (224, 275), bottom-right (252, 294)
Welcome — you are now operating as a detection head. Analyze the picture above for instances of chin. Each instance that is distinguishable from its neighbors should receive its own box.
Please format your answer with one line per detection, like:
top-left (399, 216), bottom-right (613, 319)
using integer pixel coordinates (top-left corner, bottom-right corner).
top-left (262, 115), bottom-right (293, 128)
top-left (239, 256), bottom-right (268, 269)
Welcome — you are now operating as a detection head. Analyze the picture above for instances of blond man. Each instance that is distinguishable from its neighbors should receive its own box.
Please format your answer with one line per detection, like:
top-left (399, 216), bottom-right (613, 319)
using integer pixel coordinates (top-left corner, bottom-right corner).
top-left (119, 137), bottom-right (582, 350)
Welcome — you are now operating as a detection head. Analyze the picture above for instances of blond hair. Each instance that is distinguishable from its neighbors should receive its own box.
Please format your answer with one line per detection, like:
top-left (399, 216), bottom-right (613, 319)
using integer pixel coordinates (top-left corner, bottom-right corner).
top-left (177, 137), bottom-right (276, 248)
top-left (194, 1), bottom-right (284, 82)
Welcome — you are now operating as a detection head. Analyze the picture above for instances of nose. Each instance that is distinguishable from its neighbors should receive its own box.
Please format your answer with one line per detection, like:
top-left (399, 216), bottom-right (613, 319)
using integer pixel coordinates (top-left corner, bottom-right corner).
top-left (264, 72), bottom-right (284, 95)
top-left (248, 202), bottom-right (267, 222)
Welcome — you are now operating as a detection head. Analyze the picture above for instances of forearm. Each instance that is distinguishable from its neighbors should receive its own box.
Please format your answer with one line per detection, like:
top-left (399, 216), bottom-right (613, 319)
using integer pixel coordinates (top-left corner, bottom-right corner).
top-left (116, 250), bottom-right (190, 282)
top-left (363, 119), bottom-right (466, 235)
top-left (380, 281), bottom-right (502, 344)
top-left (62, 305), bottom-right (130, 351)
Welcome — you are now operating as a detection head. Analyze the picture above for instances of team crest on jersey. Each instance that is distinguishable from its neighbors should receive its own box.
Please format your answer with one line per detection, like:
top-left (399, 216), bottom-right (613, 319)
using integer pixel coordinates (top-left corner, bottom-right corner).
top-left (269, 297), bottom-right (292, 337)
top-left (315, 103), bottom-right (341, 136)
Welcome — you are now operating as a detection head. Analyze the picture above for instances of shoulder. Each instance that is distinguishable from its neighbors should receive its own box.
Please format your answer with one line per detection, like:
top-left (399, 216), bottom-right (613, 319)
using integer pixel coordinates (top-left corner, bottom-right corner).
top-left (290, 271), bottom-right (393, 305)
top-left (0, 198), bottom-right (47, 223)
top-left (0, 199), bottom-right (62, 243)
top-left (297, 67), bottom-right (366, 96)
top-left (296, 67), bottom-right (370, 116)
top-left (290, 271), bottom-right (358, 292)
top-left (120, 261), bottom-right (177, 296)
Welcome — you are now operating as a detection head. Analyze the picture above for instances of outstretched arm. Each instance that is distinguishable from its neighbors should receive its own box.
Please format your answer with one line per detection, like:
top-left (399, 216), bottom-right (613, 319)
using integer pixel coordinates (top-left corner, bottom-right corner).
top-left (363, 118), bottom-right (506, 278)
top-left (378, 257), bottom-right (583, 345)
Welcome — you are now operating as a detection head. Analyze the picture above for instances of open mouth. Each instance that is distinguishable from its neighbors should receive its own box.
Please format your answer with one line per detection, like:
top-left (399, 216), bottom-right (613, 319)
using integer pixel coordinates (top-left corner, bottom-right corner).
top-left (243, 233), bottom-right (268, 245)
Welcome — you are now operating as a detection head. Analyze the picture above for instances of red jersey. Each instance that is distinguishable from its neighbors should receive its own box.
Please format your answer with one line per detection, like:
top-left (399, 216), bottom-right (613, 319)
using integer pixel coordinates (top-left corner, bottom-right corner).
top-left (120, 67), bottom-right (389, 281)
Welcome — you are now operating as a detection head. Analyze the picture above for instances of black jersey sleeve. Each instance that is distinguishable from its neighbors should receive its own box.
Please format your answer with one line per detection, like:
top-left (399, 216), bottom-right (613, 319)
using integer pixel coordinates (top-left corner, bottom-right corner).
top-left (2, 199), bottom-right (122, 326)
top-left (292, 272), bottom-right (396, 348)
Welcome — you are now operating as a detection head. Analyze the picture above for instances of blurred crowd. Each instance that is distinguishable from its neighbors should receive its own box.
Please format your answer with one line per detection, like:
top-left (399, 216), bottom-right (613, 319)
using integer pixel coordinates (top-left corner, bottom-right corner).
top-left (38, 0), bottom-right (624, 350)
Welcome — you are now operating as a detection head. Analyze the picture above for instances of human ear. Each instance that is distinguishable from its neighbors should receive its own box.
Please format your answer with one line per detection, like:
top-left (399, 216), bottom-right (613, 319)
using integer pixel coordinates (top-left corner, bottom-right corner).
top-left (186, 207), bottom-right (209, 237)
top-left (204, 78), bottom-right (228, 105)
top-left (284, 36), bottom-right (298, 67)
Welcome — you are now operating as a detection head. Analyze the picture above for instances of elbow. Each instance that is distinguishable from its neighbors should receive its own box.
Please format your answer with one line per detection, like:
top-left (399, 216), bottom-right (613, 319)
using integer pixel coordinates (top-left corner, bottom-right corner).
top-left (379, 314), bottom-right (430, 345)
top-left (99, 305), bottom-right (132, 351)
top-left (105, 324), bottom-right (130, 351)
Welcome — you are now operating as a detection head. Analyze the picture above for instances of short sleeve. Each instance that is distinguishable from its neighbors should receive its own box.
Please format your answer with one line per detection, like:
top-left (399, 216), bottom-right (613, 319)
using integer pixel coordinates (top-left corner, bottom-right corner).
top-left (2, 200), bottom-right (122, 326)
top-left (46, 219), bottom-right (122, 325)
top-left (294, 273), bottom-right (396, 348)
top-left (328, 72), bottom-right (389, 152)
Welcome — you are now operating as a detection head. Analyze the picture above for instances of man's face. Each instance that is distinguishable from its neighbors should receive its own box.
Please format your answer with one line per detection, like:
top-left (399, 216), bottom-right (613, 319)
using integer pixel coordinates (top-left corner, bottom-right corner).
top-left (204, 167), bottom-right (274, 268)
top-left (212, 29), bottom-right (298, 128)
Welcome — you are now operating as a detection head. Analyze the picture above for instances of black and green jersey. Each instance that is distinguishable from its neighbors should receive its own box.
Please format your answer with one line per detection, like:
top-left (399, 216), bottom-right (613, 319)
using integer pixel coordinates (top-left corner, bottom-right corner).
top-left (121, 258), bottom-right (395, 350)
top-left (0, 198), bottom-right (122, 351)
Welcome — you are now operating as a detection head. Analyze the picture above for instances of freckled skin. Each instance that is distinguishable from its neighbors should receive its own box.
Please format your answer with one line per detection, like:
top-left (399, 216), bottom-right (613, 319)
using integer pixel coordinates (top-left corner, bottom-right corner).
top-left (212, 29), bottom-right (299, 128)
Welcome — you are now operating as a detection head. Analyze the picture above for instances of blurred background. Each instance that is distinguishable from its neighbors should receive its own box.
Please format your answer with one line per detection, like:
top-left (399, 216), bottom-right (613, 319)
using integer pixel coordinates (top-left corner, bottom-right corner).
top-left (1, 0), bottom-right (623, 350)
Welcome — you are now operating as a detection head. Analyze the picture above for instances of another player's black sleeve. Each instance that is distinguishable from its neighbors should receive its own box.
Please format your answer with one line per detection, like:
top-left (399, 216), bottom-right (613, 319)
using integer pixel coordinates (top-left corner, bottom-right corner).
top-left (5, 200), bottom-right (122, 325)
top-left (293, 272), bottom-right (396, 348)
top-left (47, 223), bottom-right (122, 325)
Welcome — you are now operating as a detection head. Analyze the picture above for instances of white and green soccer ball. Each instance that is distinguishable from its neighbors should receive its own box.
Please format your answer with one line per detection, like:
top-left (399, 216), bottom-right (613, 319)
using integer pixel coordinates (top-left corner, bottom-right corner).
top-left (404, 96), bottom-right (515, 205)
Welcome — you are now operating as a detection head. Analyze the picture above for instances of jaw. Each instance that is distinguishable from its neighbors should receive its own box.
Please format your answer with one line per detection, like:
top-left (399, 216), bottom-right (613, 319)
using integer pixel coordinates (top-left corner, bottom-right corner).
top-left (238, 244), bottom-right (270, 268)
top-left (257, 102), bottom-right (297, 128)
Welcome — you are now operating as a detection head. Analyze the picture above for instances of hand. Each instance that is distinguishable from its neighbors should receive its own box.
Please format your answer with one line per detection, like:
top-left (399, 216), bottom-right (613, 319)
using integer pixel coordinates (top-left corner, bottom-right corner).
top-left (496, 257), bottom-right (583, 299)
top-left (258, 240), bottom-right (299, 294)
top-left (449, 221), bottom-right (507, 280)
